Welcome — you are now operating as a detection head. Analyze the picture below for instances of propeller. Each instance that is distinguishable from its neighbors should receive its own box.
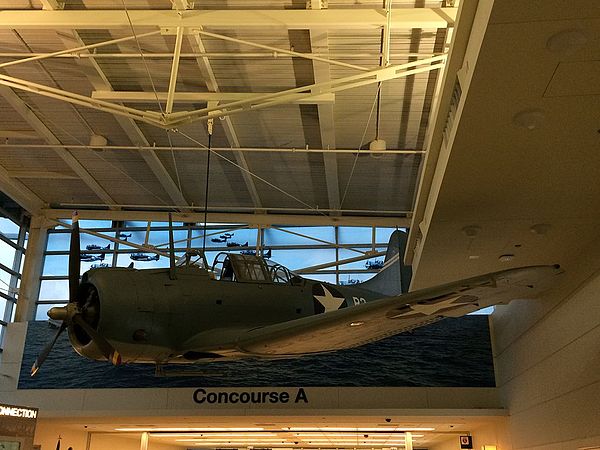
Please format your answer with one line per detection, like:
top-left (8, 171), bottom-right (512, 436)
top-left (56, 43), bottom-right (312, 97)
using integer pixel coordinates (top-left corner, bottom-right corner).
top-left (31, 212), bottom-right (121, 376)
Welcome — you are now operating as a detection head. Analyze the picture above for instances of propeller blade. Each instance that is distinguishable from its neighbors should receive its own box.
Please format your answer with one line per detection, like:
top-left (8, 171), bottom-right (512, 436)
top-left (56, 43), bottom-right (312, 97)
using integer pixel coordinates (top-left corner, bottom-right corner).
top-left (31, 322), bottom-right (67, 376)
top-left (69, 211), bottom-right (80, 302)
top-left (72, 314), bottom-right (121, 365)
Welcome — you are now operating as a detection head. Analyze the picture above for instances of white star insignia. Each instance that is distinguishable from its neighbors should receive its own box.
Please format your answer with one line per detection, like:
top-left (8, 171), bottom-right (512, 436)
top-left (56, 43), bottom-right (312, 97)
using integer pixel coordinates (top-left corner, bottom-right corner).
top-left (391, 296), bottom-right (475, 318)
top-left (314, 285), bottom-right (345, 312)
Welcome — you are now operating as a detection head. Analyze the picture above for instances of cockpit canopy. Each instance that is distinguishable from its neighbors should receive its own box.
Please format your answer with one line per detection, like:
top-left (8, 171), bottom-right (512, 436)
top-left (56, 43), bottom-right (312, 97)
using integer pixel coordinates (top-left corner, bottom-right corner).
top-left (212, 252), bottom-right (299, 285)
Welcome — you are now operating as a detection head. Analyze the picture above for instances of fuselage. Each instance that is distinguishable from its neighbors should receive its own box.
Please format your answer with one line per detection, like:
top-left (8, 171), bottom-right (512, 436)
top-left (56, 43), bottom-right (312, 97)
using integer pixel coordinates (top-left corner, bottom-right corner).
top-left (73, 265), bottom-right (383, 364)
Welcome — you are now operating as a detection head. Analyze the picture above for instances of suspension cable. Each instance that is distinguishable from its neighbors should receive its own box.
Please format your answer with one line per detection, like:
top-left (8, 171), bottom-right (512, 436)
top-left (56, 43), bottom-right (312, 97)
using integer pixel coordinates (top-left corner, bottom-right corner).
top-left (202, 119), bottom-right (214, 255)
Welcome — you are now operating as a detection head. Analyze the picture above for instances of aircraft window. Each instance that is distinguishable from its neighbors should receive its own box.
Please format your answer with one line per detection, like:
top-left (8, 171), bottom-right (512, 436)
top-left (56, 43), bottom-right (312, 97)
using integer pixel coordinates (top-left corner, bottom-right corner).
top-left (212, 253), bottom-right (273, 283)
top-left (268, 263), bottom-right (293, 285)
top-left (212, 252), bottom-right (234, 281)
top-left (230, 254), bottom-right (270, 283)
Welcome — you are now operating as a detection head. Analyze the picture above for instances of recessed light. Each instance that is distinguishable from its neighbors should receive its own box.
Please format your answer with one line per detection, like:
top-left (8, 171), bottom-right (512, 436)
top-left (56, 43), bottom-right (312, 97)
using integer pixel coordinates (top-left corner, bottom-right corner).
top-left (530, 223), bottom-right (551, 235)
top-left (512, 109), bottom-right (545, 130)
top-left (546, 29), bottom-right (588, 55)
top-left (499, 254), bottom-right (514, 262)
top-left (462, 225), bottom-right (481, 238)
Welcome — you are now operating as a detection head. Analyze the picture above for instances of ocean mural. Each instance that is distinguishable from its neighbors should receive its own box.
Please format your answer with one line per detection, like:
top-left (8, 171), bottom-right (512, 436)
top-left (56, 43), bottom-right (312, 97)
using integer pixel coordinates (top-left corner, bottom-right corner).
top-left (18, 316), bottom-right (495, 389)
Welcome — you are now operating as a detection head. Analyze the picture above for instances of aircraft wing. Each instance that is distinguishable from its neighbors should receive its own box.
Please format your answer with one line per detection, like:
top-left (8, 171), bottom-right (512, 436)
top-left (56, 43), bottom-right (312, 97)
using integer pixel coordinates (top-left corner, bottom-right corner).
top-left (222, 265), bottom-right (562, 357)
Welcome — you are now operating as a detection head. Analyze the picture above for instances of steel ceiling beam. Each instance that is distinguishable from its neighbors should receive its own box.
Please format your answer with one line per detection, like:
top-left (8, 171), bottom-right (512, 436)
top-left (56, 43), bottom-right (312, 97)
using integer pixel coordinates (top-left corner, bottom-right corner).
top-left (43, 208), bottom-right (411, 228)
top-left (91, 91), bottom-right (335, 104)
top-left (0, 85), bottom-right (117, 208)
top-left (0, 52), bottom-right (444, 130)
top-left (39, 0), bottom-right (63, 10)
top-left (0, 143), bottom-right (425, 154)
top-left (167, 56), bottom-right (447, 127)
top-left (295, 251), bottom-right (386, 274)
top-left (165, 26), bottom-right (185, 115)
top-left (0, 51), bottom-right (444, 59)
top-left (0, 9), bottom-right (457, 30)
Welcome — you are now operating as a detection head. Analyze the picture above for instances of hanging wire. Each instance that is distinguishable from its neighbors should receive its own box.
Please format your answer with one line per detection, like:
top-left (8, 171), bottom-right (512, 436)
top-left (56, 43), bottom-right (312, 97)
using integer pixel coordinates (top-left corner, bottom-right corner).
top-left (201, 121), bottom-right (213, 254)
top-left (120, 0), bottom-right (184, 199)
top-left (340, 83), bottom-right (381, 207)
top-left (176, 130), bottom-right (328, 215)
top-left (341, 0), bottom-right (391, 208)
top-left (40, 114), bottom-right (172, 206)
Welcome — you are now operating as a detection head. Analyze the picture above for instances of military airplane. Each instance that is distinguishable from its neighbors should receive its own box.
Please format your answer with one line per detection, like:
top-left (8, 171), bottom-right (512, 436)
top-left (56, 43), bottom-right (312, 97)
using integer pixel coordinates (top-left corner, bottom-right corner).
top-left (31, 213), bottom-right (562, 375)
top-left (226, 241), bottom-right (248, 248)
top-left (241, 248), bottom-right (272, 259)
top-left (340, 277), bottom-right (361, 286)
top-left (130, 252), bottom-right (160, 262)
top-left (80, 243), bottom-right (110, 262)
top-left (79, 253), bottom-right (105, 263)
top-left (86, 243), bottom-right (110, 251)
top-left (365, 259), bottom-right (384, 270)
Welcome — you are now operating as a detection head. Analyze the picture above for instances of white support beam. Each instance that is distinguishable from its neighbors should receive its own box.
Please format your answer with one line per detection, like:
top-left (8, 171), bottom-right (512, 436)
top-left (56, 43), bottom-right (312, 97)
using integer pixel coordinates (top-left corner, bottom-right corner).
top-left (0, 9), bottom-right (457, 30)
top-left (0, 53), bottom-right (443, 131)
top-left (40, 0), bottom-right (64, 10)
top-left (0, 85), bottom-right (117, 207)
top-left (166, 56), bottom-right (446, 127)
top-left (14, 216), bottom-right (49, 322)
top-left (58, 30), bottom-right (189, 209)
top-left (43, 208), bottom-right (411, 228)
top-left (295, 251), bottom-right (386, 274)
top-left (0, 72), bottom-right (164, 127)
top-left (188, 32), bottom-right (263, 209)
top-left (311, 29), bottom-right (340, 212)
top-left (91, 90), bottom-right (335, 104)
top-left (0, 143), bottom-right (425, 154)
top-left (0, 163), bottom-right (45, 214)
top-left (165, 26), bottom-right (184, 114)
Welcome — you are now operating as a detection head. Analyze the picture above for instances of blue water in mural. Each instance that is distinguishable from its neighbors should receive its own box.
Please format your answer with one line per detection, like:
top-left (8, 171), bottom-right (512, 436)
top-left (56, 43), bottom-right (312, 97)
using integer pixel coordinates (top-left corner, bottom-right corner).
top-left (18, 317), bottom-right (495, 389)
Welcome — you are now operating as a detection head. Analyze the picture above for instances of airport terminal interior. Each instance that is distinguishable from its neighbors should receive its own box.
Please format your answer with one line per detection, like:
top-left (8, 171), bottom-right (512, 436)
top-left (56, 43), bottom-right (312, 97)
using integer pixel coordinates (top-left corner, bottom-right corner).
top-left (0, 0), bottom-right (599, 449)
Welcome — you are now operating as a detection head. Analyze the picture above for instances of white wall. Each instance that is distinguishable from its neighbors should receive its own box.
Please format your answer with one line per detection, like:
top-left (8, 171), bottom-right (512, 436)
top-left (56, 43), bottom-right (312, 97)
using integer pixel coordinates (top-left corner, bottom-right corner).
top-left (428, 419), bottom-right (511, 450)
top-left (491, 236), bottom-right (600, 450)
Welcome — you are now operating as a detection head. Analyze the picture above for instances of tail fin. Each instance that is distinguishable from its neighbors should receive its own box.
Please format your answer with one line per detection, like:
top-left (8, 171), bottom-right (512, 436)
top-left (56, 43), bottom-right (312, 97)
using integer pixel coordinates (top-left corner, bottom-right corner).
top-left (359, 230), bottom-right (412, 296)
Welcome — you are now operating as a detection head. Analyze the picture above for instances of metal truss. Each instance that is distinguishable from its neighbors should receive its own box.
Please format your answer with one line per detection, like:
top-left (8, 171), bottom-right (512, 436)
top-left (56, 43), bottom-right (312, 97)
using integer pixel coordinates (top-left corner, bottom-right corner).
top-left (0, 20), bottom-right (447, 130)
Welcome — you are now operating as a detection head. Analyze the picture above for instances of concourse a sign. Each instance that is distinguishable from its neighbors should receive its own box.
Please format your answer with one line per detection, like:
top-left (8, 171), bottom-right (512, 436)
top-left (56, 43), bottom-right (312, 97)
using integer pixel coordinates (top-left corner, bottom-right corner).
top-left (193, 388), bottom-right (309, 405)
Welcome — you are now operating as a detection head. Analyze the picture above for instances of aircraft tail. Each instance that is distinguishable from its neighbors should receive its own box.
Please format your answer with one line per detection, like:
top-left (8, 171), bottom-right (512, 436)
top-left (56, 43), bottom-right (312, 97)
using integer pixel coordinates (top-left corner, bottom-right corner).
top-left (359, 230), bottom-right (412, 296)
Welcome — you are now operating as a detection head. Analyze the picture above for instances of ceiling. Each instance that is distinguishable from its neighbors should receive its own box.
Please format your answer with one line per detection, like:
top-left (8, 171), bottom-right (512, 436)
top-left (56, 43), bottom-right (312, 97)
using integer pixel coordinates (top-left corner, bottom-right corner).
top-left (0, 0), bottom-right (455, 223)
top-left (44, 415), bottom-right (503, 448)
top-left (0, 0), bottom-right (597, 288)
top-left (408, 0), bottom-right (600, 288)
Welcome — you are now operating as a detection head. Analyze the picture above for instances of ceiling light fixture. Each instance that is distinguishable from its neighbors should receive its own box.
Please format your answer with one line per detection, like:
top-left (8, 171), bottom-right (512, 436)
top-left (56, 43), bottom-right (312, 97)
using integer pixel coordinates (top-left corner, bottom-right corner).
top-left (115, 427), bottom-right (265, 432)
top-left (287, 427), bottom-right (434, 431)
top-left (530, 223), bottom-right (551, 235)
top-left (512, 108), bottom-right (545, 130)
top-left (546, 29), bottom-right (588, 55)
top-left (369, 138), bottom-right (387, 158)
